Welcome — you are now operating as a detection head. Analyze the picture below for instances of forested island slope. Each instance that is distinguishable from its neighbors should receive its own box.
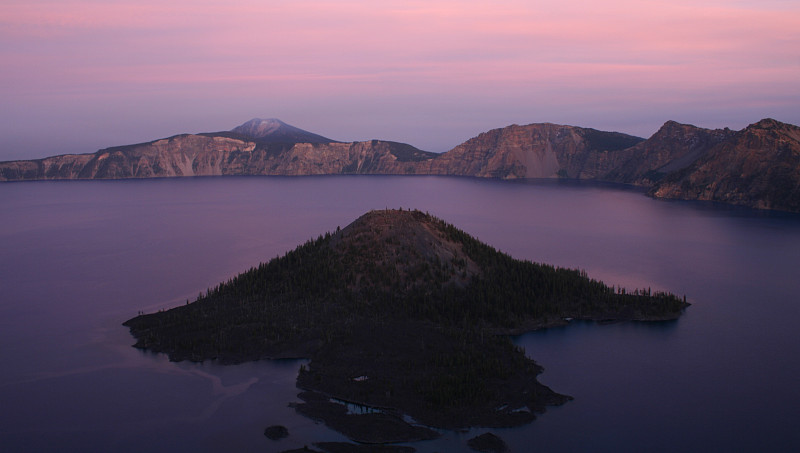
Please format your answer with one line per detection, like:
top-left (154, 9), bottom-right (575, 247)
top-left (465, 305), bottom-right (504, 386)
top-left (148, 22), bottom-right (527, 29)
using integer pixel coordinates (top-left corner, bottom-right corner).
top-left (124, 209), bottom-right (688, 437)
top-left (2, 117), bottom-right (798, 212)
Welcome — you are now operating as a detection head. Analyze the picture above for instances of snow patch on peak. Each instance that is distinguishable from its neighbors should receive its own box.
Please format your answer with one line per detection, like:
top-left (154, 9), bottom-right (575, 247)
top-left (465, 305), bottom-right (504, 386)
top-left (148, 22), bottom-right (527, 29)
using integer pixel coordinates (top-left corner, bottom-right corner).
top-left (230, 118), bottom-right (335, 143)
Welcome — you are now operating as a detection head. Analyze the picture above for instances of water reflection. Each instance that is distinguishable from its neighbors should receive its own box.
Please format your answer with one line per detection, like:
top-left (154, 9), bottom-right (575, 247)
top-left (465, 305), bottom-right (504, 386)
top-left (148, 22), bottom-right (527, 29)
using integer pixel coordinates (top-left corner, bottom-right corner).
top-left (1, 176), bottom-right (799, 452)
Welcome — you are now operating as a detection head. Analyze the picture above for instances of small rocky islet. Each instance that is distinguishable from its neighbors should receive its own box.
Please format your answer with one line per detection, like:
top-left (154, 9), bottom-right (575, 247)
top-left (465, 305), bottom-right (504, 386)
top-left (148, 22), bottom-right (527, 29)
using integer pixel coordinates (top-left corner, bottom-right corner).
top-left (124, 209), bottom-right (689, 444)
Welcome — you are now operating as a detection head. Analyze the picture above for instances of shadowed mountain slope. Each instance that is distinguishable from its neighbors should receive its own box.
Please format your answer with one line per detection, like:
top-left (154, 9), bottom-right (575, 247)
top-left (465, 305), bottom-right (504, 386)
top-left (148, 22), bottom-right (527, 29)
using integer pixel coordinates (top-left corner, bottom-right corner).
top-left (602, 120), bottom-right (735, 186)
top-left (651, 119), bottom-right (800, 212)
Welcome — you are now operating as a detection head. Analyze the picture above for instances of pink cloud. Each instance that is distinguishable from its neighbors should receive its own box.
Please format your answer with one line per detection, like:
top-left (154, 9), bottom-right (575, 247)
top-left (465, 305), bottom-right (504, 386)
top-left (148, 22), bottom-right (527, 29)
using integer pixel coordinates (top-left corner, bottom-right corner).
top-left (0, 0), bottom-right (798, 159)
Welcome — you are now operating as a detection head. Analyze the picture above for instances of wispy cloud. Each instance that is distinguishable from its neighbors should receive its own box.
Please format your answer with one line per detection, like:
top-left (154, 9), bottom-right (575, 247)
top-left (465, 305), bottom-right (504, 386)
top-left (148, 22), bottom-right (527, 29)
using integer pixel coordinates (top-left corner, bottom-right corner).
top-left (0, 0), bottom-right (798, 158)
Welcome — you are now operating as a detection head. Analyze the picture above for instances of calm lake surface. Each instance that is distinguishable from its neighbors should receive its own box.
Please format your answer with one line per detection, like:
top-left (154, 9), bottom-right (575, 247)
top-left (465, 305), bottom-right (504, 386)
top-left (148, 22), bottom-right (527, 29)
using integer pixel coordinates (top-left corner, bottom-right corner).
top-left (1, 176), bottom-right (799, 452)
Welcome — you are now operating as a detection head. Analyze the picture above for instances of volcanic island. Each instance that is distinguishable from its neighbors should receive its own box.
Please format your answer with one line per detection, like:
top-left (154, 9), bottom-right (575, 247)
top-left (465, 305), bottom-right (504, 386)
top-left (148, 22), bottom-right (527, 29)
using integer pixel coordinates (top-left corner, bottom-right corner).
top-left (124, 209), bottom-right (688, 450)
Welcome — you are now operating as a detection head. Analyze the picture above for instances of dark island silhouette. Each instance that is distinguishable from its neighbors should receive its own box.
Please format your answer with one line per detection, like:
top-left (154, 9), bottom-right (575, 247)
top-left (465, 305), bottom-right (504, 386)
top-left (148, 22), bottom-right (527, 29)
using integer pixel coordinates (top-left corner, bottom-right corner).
top-left (124, 209), bottom-right (688, 446)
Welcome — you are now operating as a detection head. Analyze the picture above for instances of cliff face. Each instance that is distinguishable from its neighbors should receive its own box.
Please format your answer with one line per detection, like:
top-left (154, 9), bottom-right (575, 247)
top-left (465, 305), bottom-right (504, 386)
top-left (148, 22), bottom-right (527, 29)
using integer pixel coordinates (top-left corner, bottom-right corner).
top-left (0, 135), bottom-right (437, 180)
top-left (0, 153), bottom-right (95, 181)
top-left (414, 123), bottom-right (644, 179)
top-left (81, 135), bottom-right (257, 178)
top-left (0, 135), bottom-right (252, 180)
top-left (0, 121), bottom-right (644, 182)
top-left (603, 121), bottom-right (735, 186)
top-left (651, 119), bottom-right (800, 212)
top-left (263, 140), bottom-right (435, 176)
top-left (418, 124), bottom-right (567, 178)
top-left (2, 117), bottom-right (798, 212)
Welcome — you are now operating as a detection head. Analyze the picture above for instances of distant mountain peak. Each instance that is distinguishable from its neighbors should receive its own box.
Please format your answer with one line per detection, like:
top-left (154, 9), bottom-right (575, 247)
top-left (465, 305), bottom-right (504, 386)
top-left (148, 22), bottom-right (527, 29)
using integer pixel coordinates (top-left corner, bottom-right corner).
top-left (654, 120), bottom-right (697, 133)
top-left (662, 120), bottom-right (682, 127)
top-left (231, 118), bottom-right (335, 143)
top-left (650, 120), bottom-right (735, 140)
top-left (240, 117), bottom-right (287, 130)
top-left (749, 118), bottom-right (787, 131)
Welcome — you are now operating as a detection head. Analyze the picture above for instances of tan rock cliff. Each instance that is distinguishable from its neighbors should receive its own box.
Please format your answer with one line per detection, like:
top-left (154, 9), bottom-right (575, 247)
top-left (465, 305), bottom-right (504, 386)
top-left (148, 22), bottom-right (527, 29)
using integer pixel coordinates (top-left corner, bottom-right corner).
top-left (651, 119), bottom-right (800, 212)
top-left (2, 118), bottom-right (798, 212)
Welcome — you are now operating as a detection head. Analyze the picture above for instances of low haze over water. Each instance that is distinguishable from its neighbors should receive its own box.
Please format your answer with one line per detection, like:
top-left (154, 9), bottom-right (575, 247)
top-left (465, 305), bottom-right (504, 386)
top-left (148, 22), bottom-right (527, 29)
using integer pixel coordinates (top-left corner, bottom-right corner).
top-left (1, 176), bottom-right (799, 452)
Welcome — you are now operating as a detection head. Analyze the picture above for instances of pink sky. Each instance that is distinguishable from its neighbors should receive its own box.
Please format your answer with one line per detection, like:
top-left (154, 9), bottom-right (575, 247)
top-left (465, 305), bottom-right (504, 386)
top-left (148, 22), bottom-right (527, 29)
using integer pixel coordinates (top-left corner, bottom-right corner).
top-left (1, 0), bottom-right (798, 159)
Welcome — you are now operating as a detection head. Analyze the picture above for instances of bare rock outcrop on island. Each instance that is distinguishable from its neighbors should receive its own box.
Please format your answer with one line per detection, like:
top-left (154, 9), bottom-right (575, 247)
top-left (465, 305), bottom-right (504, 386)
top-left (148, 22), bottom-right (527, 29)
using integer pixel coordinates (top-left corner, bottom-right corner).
top-left (2, 117), bottom-right (798, 212)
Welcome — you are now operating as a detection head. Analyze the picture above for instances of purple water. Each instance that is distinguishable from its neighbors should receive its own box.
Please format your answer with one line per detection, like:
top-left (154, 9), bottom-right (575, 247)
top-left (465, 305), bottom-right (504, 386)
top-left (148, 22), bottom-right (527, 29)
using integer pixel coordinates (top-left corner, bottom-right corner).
top-left (1, 176), bottom-right (799, 452)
